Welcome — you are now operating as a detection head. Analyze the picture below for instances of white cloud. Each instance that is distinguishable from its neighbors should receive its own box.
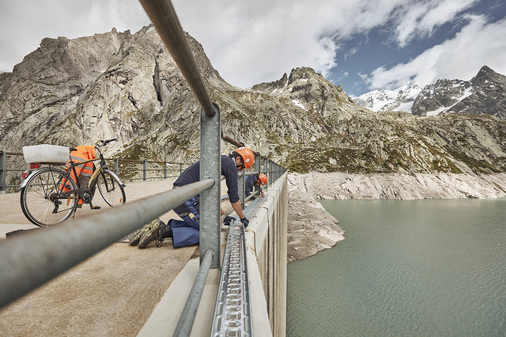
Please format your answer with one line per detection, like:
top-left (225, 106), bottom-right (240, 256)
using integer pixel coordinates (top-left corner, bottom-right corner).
top-left (170, 0), bottom-right (398, 87)
top-left (394, 0), bottom-right (478, 47)
top-left (0, 0), bottom-right (149, 72)
top-left (172, 0), bottom-right (483, 88)
top-left (0, 0), bottom-right (501, 95)
top-left (364, 15), bottom-right (506, 90)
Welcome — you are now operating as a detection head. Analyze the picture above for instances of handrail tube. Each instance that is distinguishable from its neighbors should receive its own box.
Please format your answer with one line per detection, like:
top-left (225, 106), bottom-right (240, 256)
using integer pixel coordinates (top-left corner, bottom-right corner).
top-left (0, 179), bottom-right (214, 310)
top-left (172, 248), bottom-right (215, 337)
top-left (221, 135), bottom-right (244, 148)
top-left (221, 134), bottom-right (262, 157)
top-left (138, 0), bottom-right (216, 118)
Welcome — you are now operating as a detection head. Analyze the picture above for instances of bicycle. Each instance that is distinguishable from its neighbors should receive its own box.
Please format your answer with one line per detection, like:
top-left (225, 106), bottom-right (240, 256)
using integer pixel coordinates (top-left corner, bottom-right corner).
top-left (19, 139), bottom-right (126, 227)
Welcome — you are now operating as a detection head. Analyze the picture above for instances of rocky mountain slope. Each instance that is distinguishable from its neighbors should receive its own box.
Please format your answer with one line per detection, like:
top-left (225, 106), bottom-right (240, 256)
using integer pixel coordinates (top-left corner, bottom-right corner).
top-left (355, 66), bottom-right (506, 121)
top-left (0, 25), bottom-right (505, 178)
top-left (411, 66), bottom-right (506, 119)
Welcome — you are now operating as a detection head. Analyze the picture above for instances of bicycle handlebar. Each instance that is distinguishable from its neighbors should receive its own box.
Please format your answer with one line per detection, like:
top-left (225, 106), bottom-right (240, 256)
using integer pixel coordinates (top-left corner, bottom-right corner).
top-left (68, 139), bottom-right (117, 154)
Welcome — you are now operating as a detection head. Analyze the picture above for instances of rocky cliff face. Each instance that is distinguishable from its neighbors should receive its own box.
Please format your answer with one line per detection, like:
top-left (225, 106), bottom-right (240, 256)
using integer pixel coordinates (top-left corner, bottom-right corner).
top-left (0, 26), bottom-right (505, 177)
top-left (355, 66), bottom-right (506, 120)
top-left (411, 66), bottom-right (506, 119)
top-left (0, 25), bottom-right (227, 163)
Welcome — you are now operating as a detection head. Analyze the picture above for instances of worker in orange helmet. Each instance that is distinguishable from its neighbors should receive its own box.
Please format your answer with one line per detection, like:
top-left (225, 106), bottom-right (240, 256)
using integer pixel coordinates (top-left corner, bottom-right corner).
top-left (130, 147), bottom-right (255, 248)
top-left (245, 173), bottom-right (267, 200)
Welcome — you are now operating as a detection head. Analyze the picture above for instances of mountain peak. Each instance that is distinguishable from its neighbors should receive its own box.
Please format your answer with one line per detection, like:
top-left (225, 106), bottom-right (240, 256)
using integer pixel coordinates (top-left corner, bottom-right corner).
top-left (355, 66), bottom-right (506, 119)
top-left (410, 66), bottom-right (506, 118)
top-left (471, 65), bottom-right (506, 87)
top-left (354, 81), bottom-right (422, 112)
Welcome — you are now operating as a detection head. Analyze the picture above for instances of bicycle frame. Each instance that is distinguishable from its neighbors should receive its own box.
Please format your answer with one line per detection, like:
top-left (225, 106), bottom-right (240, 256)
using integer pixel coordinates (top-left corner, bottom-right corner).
top-left (20, 148), bottom-right (111, 206)
top-left (19, 139), bottom-right (125, 226)
top-left (63, 148), bottom-right (111, 207)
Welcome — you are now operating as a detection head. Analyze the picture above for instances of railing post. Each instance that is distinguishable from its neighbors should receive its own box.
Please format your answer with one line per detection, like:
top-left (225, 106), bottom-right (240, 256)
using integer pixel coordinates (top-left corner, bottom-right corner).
top-left (114, 158), bottom-right (119, 176)
top-left (143, 160), bottom-right (147, 181)
top-left (254, 154), bottom-right (261, 196)
top-left (0, 151), bottom-right (6, 192)
top-left (238, 171), bottom-right (245, 209)
top-left (269, 160), bottom-right (274, 184)
top-left (164, 161), bottom-right (167, 179)
top-left (199, 103), bottom-right (221, 268)
top-left (264, 157), bottom-right (270, 192)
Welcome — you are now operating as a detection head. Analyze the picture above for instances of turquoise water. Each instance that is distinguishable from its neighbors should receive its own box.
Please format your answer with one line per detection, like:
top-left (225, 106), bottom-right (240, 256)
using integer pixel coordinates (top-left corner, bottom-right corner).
top-left (287, 199), bottom-right (506, 337)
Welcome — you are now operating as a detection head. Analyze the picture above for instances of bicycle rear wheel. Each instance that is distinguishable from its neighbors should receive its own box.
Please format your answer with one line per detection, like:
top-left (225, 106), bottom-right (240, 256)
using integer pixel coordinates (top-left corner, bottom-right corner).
top-left (97, 169), bottom-right (126, 207)
top-left (20, 167), bottom-right (78, 227)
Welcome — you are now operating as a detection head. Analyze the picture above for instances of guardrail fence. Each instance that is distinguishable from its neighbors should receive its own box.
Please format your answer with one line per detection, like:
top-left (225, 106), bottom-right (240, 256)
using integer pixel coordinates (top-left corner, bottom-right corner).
top-left (0, 150), bottom-right (186, 193)
top-left (0, 0), bottom-right (288, 336)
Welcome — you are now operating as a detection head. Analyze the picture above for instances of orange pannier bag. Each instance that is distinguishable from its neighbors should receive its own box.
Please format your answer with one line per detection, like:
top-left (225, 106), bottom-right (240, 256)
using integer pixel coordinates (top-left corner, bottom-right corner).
top-left (63, 145), bottom-right (96, 204)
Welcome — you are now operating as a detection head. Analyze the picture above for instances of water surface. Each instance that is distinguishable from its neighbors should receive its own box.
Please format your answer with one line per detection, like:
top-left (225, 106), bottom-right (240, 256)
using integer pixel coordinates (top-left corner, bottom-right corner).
top-left (287, 198), bottom-right (506, 337)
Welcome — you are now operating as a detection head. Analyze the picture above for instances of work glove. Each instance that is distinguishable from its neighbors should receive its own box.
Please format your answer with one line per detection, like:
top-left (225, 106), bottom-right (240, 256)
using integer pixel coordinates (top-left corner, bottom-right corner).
top-left (240, 217), bottom-right (249, 228)
top-left (223, 215), bottom-right (235, 226)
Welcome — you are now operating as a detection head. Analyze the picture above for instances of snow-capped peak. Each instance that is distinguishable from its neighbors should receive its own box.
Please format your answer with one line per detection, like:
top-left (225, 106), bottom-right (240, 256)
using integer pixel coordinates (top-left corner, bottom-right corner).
top-left (354, 81), bottom-right (422, 112)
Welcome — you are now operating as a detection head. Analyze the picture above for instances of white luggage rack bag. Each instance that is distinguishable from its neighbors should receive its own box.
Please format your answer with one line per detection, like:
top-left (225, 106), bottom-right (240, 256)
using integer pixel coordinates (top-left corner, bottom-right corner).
top-left (22, 144), bottom-right (70, 164)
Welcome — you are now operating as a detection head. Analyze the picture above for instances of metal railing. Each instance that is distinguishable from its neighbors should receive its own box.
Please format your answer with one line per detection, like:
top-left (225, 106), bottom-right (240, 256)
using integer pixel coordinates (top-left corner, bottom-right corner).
top-left (0, 0), bottom-right (288, 336)
top-left (0, 179), bottom-right (214, 309)
top-left (0, 151), bottom-right (186, 192)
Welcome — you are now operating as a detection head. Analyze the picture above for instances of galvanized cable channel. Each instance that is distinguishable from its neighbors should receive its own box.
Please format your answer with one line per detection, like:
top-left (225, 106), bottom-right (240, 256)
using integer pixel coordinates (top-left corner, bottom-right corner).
top-left (242, 197), bottom-right (263, 219)
top-left (211, 221), bottom-right (253, 336)
top-left (139, 0), bottom-right (216, 118)
top-left (0, 179), bottom-right (214, 310)
top-left (173, 249), bottom-right (215, 337)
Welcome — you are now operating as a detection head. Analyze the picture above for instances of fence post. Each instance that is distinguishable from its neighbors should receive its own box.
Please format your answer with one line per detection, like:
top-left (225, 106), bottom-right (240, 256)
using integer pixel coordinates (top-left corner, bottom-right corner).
top-left (114, 159), bottom-right (119, 176)
top-left (164, 161), bottom-right (167, 179)
top-left (199, 103), bottom-right (221, 268)
top-left (254, 154), bottom-right (261, 196)
top-left (238, 171), bottom-right (245, 208)
top-left (143, 160), bottom-right (147, 181)
top-left (264, 157), bottom-right (269, 192)
top-left (0, 151), bottom-right (6, 192)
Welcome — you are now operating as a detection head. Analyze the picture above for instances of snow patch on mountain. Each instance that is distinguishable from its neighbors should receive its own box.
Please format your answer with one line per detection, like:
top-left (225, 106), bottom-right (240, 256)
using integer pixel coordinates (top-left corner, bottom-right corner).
top-left (354, 82), bottom-right (422, 113)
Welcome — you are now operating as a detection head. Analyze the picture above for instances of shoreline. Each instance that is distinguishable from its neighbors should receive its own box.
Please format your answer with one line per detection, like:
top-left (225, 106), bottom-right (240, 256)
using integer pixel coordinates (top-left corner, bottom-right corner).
top-left (286, 172), bottom-right (506, 262)
top-left (288, 172), bottom-right (506, 200)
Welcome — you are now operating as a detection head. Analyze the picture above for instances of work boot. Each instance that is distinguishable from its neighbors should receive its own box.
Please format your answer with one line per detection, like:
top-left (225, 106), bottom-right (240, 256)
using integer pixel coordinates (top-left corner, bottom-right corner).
top-left (138, 219), bottom-right (172, 249)
top-left (129, 218), bottom-right (160, 246)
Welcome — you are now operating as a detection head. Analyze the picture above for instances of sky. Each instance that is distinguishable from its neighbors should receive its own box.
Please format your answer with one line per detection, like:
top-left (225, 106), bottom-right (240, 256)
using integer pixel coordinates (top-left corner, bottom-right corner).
top-left (0, 0), bottom-right (505, 97)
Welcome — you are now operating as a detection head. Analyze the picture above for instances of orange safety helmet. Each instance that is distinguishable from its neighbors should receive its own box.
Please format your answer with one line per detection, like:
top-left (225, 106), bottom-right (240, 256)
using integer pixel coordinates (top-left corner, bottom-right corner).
top-left (258, 174), bottom-right (268, 186)
top-left (234, 147), bottom-right (255, 170)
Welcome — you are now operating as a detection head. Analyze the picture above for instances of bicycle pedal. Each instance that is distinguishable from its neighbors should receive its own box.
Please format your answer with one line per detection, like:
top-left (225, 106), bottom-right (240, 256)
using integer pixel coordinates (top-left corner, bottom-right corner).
top-left (91, 206), bottom-right (101, 210)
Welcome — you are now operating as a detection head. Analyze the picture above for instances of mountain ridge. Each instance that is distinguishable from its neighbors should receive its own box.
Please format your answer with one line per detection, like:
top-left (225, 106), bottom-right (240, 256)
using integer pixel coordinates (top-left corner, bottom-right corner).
top-left (355, 65), bottom-right (506, 121)
top-left (0, 26), bottom-right (504, 183)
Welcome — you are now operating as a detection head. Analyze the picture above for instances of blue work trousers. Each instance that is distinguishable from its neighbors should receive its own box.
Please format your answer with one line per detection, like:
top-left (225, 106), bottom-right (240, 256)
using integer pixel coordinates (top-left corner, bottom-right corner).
top-left (171, 196), bottom-right (200, 248)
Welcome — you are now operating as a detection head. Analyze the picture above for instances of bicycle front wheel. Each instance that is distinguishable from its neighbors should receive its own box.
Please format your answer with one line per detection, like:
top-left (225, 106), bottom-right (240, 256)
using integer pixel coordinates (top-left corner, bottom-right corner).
top-left (97, 169), bottom-right (126, 207)
top-left (20, 167), bottom-right (78, 226)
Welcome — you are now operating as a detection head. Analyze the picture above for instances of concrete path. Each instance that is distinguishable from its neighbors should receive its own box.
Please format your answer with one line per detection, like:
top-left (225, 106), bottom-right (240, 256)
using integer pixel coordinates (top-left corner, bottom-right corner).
top-left (0, 180), bottom-right (203, 337)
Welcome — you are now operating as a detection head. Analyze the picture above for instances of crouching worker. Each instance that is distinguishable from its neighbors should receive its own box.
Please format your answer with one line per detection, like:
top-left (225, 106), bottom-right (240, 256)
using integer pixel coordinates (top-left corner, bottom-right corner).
top-left (129, 147), bottom-right (255, 249)
top-left (245, 173), bottom-right (267, 200)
